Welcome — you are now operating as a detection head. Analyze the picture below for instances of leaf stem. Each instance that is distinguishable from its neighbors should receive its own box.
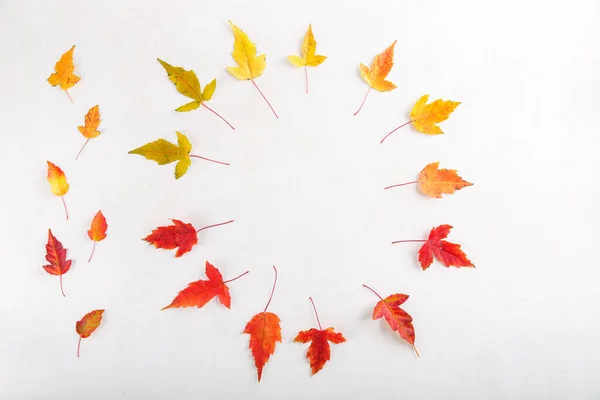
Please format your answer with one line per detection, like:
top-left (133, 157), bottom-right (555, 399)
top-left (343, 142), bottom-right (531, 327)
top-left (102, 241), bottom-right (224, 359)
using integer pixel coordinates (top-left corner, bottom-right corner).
top-left (304, 66), bottom-right (309, 94)
top-left (75, 139), bottom-right (90, 160)
top-left (380, 120), bottom-right (413, 144)
top-left (263, 266), bottom-right (278, 312)
top-left (391, 240), bottom-right (427, 244)
top-left (189, 154), bottom-right (230, 166)
top-left (201, 103), bottom-right (235, 130)
top-left (65, 90), bottom-right (73, 103)
top-left (353, 87), bottom-right (371, 116)
top-left (362, 284), bottom-right (384, 302)
top-left (196, 219), bottom-right (234, 234)
top-left (384, 181), bottom-right (418, 190)
top-left (77, 336), bottom-right (81, 357)
top-left (309, 297), bottom-right (322, 330)
top-left (223, 270), bottom-right (250, 285)
top-left (60, 274), bottom-right (66, 297)
top-left (251, 79), bottom-right (279, 119)
top-left (88, 241), bottom-right (96, 263)
top-left (61, 196), bottom-right (69, 220)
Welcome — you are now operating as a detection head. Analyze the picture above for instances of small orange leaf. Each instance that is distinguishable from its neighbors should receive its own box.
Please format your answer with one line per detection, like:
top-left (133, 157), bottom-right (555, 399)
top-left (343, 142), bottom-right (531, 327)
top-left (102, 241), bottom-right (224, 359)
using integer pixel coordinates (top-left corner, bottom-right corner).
top-left (76, 105), bottom-right (101, 160)
top-left (76, 309), bottom-right (104, 357)
top-left (354, 41), bottom-right (397, 115)
top-left (410, 94), bottom-right (461, 135)
top-left (418, 162), bottom-right (472, 198)
top-left (87, 210), bottom-right (107, 262)
top-left (47, 45), bottom-right (80, 102)
top-left (43, 229), bottom-right (72, 297)
top-left (46, 161), bottom-right (69, 220)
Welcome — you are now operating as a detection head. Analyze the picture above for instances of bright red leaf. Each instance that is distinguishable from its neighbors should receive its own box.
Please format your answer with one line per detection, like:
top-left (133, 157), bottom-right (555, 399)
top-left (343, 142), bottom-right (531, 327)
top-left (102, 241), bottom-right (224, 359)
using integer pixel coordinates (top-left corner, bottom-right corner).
top-left (43, 229), bottom-right (72, 297)
top-left (294, 297), bottom-right (346, 375)
top-left (162, 261), bottom-right (249, 310)
top-left (363, 285), bottom-right (419, 356)
top-left (76, 309), bottom-right (104, 357)
top-left (143, 218), bottom-right (234, 257)
top-left (244, 266), bottom-right (282, 382)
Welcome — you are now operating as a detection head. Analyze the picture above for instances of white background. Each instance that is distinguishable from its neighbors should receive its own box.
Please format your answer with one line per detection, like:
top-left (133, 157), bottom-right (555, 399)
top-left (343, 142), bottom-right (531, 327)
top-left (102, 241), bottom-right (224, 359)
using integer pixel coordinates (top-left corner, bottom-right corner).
top-left (0, 0), bottom-right (598, 399)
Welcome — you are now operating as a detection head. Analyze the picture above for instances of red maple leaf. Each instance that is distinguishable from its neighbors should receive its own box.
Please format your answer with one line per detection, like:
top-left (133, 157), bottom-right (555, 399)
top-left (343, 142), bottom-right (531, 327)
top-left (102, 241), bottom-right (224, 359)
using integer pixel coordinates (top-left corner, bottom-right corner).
top-left (294, 297), bottom-right (346, 375)
top-left (363, 284), bottom-right (419, 356)
top-left (143, 219), bottom-right (234, 257)
top-left (43, 229), bottom-right (72, 297)
top-left (162, 261), bottom-right (249, 310)
top-left (393, 224), bottom-right (474, 270)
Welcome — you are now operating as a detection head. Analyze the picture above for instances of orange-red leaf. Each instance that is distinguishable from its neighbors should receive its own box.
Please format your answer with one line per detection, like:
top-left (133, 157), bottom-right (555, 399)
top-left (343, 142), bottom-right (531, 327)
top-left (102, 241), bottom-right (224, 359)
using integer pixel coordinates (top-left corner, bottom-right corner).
top-left (359, 41), bottom-right (397, 92)
top-left (88, 210), bottom-right (107, 241)
top-left (295, 327), bottom-right (346, 375)
top-left (76, 309), bottom-right (104, 338)
top-left (372, 293), bottom-right (418, 354)
top-left (418, 162), bottom-right (472, 198)
top-left (162, 261), bottom-right (232, 310)
top-left (418, 224), bottom-right (474, 270)
top-left (244, 311), bottom-right (282, 382)
top-left (143, 219), bottom-right (198, 257)
top-left (43, 229), bottom-right (71, 296)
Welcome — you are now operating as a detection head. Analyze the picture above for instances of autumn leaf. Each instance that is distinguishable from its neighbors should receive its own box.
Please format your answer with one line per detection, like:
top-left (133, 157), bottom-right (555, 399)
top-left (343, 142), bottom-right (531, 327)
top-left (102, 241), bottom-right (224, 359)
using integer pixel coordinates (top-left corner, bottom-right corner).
top-left (354, 41), bottom-right (397, 116)
top-left (244, 266), bottom-right (281, 382)
top-left (157, 58), bottom-right (234, 129)
top-left (76, 309), bottom-right (104, 357)
top-left (47, 45), bottom-right (80, 102)
top-left (393, 224), bottom-right (474, 270)
top-left (43, 229), bottom-right (72, 297)
top-left (162, 261), bottom-right (249, 310)
top-left (87, 210), bottom-right (107, 263)
top-left (75, 105), bottom-right (101, 160)
top-left (46, 161), bottom-right (69, 220)
top-left (143, 219), bottom-right (234, 258)
top-left (288, 24), bottom-right (327, 93)
top-left (128, 131), bottom-right (229, 179)
top-left (381, 95), bottom-right (461, 143)
top-left (227, 21), bottom-right (278, 119)
top-left (385, 162), bottom-right (472, 198)
top-left (363, 285), bottom-right (418, 355)
top-left (294, 297), bottom-right (345, 375)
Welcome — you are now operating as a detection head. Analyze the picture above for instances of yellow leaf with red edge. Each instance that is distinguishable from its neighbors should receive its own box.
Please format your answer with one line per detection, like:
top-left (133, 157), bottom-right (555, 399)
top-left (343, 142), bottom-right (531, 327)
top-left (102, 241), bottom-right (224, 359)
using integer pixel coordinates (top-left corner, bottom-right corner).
top-left (226, 21), bottom-right (266, 80)
top-left (47, 45), bottom-right (80, 100)
top-left (88, 210), bottom-right (107, 241)
top-left (359, 41), bottom-right (397, 92)
top-left (410, 94), bottom-right (461, 135)
top-left (418, 162), bottom-right (472, 198)
top-left (46, 161), bottom-right (69, 219)
top-left (76, 309), bottom-right (104, 357)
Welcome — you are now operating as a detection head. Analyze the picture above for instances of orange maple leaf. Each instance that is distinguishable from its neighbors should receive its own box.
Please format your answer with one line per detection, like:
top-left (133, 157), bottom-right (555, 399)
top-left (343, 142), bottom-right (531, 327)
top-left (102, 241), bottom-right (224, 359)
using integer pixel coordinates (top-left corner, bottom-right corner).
top-left (143, 219), bottom-right (234, 258)
top-left (393, 224), bottom-right (474, 270)
top-left (363, 285), bottom-right (418, 356)
top-left (76, 309), bottom-right (104, 357)
top-left (46, 161), bottom-right (69, 220)
top-left (384, 162), bottom-right (472, 198)
top-left (162, 261), bottom-right (249, 310)
top-left (354, 40), bottom-right (397, 115)
top-left (294, 297), bottom-right (346, 375)
top-left (47, 45), bottom-right (80, 102)
top-left (87, 210), bottom-right (107, 262)
top-left (244, 266), bottom-right (282, 382)
top-left (76, 105), bottom-right (101, 160)
top-left (43, 229), bottom-right (72, 297)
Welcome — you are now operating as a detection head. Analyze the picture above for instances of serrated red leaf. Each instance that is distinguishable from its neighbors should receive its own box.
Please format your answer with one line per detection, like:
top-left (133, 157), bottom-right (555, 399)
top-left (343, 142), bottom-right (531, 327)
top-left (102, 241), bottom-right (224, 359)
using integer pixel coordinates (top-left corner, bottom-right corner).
top-left (76, 309), bottom-right (104, 357)
top-left (295, 327), bottom-right (346, 375)
top-left (418, 224), bottom-right (474, 270)
top-left (143, 219), bottom-right (198, 257)
top-left (43, 229), bottom-right (72, 297)
top-left (162, 261), bottom-right (249, 310)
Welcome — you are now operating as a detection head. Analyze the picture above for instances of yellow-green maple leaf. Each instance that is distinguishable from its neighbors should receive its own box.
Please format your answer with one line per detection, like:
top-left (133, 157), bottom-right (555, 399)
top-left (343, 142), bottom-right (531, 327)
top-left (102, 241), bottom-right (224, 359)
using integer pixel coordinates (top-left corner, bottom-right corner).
top-left (128, 131), bottom-right (192, 179)
top-left (157, 58), bottom-right (217, 112)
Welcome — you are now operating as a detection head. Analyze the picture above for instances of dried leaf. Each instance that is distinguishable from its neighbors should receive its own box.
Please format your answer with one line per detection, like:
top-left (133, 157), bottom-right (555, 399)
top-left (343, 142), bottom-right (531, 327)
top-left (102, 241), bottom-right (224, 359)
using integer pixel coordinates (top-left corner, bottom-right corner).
top-left (78, 105), bottom-right (101, 138)
top-left (128, 131), bottom-right (192, 179)
top-left (417, 162), bottom-right (472, 198)
top-left (410, 95), bottom-right (461, 135)
top-left (226, 21), bottom-right (266, 80)
top-left (417, 225), bottom-right (474, 270)
top-left (47, 45), bottom-right (80, 101)
top-left (373, 293), bottom-right (418, 353)
top-left (87, 210), bottom-right (107, 263)
top-left (157, 58), bottom-right (217, 111)
top-left (46, 161), bottom-right (69, 219)
top-left (76, 309), bottom-right (104, 357)
top-left (43, 229), bottom-right (72, 297)
top-left (288, 24), bottom-right (327, 67)
top-left (359, 41), bottom-right (397, 92)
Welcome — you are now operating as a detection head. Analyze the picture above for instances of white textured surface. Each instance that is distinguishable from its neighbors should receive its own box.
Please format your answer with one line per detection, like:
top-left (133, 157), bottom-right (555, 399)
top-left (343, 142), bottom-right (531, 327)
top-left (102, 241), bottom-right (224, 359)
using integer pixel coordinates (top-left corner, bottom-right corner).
top-left (0, 0), bottom-right (598, 398)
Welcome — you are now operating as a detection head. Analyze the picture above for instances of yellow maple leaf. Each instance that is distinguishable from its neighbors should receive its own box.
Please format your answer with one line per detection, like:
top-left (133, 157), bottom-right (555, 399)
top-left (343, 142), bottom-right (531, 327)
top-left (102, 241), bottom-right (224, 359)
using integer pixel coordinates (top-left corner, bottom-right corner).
top-left (46, 161), bottom-right (70, 219)
top-left (226, 21), bottom-right (278, 118)
top-left (128, 131), bottom-right (229, 179)
top-left (417, 162), bottom-right (472, 198)
top-left (410, 95), bottom-right (461, 135)
top-left (288, 24), bottom-right (327, 93)
top-left (47, 45), bottom-right (80, 102)
top-left (354, 41), bottom-right (397, 115)
top-left (75, 105), bottom-right (101, 160)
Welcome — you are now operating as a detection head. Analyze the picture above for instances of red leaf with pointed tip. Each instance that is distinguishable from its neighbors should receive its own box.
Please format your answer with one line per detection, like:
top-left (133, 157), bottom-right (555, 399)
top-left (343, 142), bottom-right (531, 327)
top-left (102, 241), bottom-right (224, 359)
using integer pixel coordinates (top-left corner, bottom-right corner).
top-left (372, 293), bottom-right (418, 354)
top-left (43, 229), bottom-right (72, 296)
top-left (418, 224), bottom-right (474, 270)
top-left (162, 261), bottom-right (249, 310)
top-left (295, 327), bottom-right (346, 375)
top-left (143, 219), bottom-right (198, 257)
top-left (76, 309), bottom-right (104, 357)
top-left (244, 311), bottom-right (282, 382)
